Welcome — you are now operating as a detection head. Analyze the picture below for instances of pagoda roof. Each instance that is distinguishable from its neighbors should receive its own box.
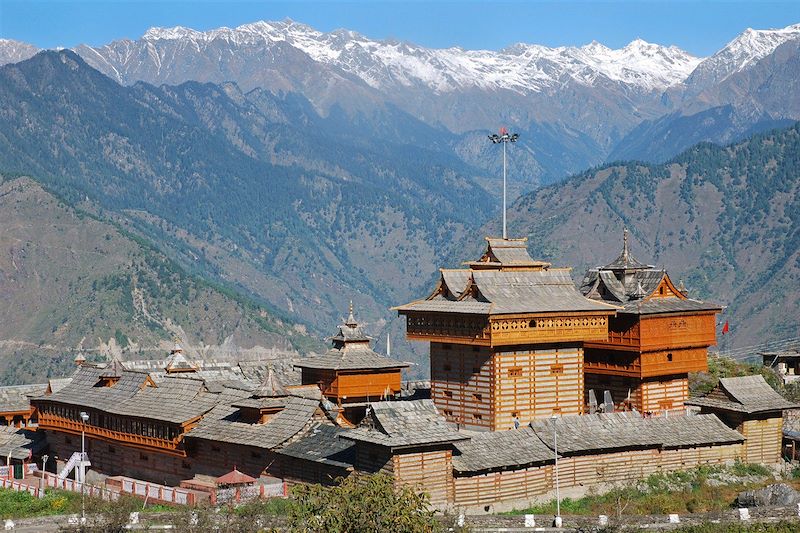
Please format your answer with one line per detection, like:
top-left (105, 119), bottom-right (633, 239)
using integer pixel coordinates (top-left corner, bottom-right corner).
top-left (294, 345), bottom-right (409, 371)
top-left (252, 366), bottom-right (289, 398)
top-left (601, 229), bottom-right (654, 272)
top-left (397, 268), bottom-right (618, 316)
top-left (580, 230), bottom-right (721, 316)
top-left (467, 237), bottom-right (551, 270)
top-left (164, 344), bottom-right (197, 373)
top-left (296, 305), bottom-right (409, 372)
top-left (397, 237), bottom-right (617, 317)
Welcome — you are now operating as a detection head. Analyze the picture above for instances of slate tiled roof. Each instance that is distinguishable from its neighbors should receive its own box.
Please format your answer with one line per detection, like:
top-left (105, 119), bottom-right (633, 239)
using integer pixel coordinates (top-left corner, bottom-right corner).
top-left (398, 269), bottom-right (617, 316)
top-left (35, 367), bottom-right (222, 424)
top-left (452, 427), bottom-right (555, 473)
top-left (529, 412), bottom-right (744, 455)
top-left (37, 366), bottom-right (148, 412)
top-left (396, 237), bottom-right (617, 317)
top-left (0, 427), bottom-right (46, 460)
top-left (187, 394), bottom-right (320, 450)
top-left (294, 345), bottom-right (409, 371)
top-left (621, 297), bottom-right (721, 315)
top-left (0, 383), bottom-right (46, 412)
top-left (277, 423), bottom-right (356, 469)
top-left (686, 375), bottom-right (799, 414)
top-left (440, 270), bottom-right (471, 299)
top-left (469, 238), bottom-right (551, 269)
top-left (580, 231), bottom-right (720, 316)
top-left (341, 400), bottom-right (468, 448)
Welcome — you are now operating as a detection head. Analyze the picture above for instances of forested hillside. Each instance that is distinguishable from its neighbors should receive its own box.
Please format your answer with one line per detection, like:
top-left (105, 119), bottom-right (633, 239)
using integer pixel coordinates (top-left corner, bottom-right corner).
top-left (0, 50), bottom-right (493, 367)
top-left (0, 177), bottom-right (322, 384)
top-left (508, 123), bottom-right (800, 350)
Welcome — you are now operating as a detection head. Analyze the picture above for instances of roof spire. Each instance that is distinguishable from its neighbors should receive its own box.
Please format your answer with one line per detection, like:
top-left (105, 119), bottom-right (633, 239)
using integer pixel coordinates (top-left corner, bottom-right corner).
top-left (346, 301), bottom-right (357, 327)
top-left (253, 364), bottom-right (288, 398)
top-left (623, 228), bottom-right (629, 261)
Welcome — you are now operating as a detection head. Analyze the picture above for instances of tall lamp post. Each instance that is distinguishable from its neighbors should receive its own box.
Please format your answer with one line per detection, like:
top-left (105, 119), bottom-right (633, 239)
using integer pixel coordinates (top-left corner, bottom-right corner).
top-left (487, 128), bottom-right (519, 239)
top-left (79, 411), bottom-right (89, 523)
top-left (551, 414), bottom-right (561, 528)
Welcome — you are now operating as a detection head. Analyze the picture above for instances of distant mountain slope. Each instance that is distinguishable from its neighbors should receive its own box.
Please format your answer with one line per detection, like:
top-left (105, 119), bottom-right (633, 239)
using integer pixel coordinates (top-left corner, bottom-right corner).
top-left (3, 21), bottom-right (800, 187)
top-left (0, 176), bottom-right (321, 384)
top-left (0, 50), bottom-right (491, 368)
top-left (608, 35), bottom-right (800, 163)
top-left (509, 123), bottom-right (800, 351)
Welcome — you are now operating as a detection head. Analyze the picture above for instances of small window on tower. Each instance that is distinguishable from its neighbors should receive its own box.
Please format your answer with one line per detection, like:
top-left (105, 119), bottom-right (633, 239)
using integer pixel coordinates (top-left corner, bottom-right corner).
top-left (473, 413), bottom-right (483, 420)
top-left (508, 367), bottom-right (522, 378)
top-left (444, 390), bottom-right (453, 398)
top-left (551, 364), bottom-right (564, 375)
top-left (473, 393), bottom-right (482, 402)
top-left (667, 353), bottom-right (673, 362)
top-left (529, 320), bottom-right (537, 328)
top-left (659, 286), bottom-right (665, 295)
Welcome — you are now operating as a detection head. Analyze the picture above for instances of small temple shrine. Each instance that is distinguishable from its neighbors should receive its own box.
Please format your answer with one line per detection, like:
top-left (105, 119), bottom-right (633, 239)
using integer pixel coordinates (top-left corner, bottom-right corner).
top-left (294, 305), bottom-right (409, 425)
top-left (579, 230), bottom-right (721, 413)
top-left (396, 237), bottom-right (617, 430)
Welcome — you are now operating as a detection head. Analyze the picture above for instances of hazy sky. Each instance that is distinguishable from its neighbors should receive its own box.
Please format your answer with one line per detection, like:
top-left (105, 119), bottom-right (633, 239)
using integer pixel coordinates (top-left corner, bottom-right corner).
top-left (2, 1), bottom-right (799, 56)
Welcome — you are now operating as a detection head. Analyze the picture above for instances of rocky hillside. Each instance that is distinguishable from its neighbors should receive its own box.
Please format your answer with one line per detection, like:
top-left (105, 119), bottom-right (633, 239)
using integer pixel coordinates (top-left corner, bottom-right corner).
top-left (0, 176), bottom-right (322, 384)
top-left (508, 123), bottom-right (800, 351)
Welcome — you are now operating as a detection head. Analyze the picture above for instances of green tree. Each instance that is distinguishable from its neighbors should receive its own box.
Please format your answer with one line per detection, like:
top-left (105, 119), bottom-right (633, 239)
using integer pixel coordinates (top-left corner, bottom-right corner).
top-left (287, 473), bottom-right (441, 533)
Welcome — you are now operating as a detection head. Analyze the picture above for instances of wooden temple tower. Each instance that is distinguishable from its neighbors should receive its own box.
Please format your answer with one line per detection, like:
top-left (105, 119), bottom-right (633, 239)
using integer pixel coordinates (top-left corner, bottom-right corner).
top-left (579, 230), bottom-right (721, 413)
top-left (396, 237), bottom-right (617, 431)
top-left (295, 304), bottom-right (409, 426)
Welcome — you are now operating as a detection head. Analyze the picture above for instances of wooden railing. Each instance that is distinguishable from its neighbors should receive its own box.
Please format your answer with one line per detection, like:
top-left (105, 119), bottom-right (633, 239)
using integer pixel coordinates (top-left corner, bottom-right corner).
top-left (37, 413), bottom-right (187, 456)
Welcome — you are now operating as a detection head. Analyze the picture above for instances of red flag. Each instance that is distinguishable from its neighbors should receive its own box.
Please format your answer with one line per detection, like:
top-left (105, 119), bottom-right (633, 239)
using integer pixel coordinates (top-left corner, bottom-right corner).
top-left (500, 126), bottom-right (508, 135)
top-left (722, 321), bottom-right (729, 335)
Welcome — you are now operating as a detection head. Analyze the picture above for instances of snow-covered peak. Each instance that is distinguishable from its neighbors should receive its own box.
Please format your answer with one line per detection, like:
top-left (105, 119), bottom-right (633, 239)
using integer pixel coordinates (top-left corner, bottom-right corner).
top-left (689, 23), bottom-right (800, 86)
top-left (0, 38), bottom-right (39, 66)
top-left (129, 20), bottom-right (703, 93)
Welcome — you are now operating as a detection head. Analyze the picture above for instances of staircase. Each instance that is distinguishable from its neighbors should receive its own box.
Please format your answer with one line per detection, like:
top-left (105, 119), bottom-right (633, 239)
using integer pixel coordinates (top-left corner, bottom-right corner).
top-left (58, 452), bottom-right (89, 481)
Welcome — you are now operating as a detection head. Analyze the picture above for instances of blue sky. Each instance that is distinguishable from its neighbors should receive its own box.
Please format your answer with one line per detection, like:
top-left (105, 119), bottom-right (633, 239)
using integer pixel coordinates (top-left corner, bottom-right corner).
top-left (1, 1), bottom-right (799, 56)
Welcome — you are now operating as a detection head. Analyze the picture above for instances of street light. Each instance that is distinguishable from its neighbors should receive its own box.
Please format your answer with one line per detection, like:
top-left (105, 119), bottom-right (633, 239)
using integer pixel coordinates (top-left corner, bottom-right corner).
top-left (487, 127), bottom-right (519, 240)
top-left (79, 411), bottom-right (89, 523)
top-left (551, 414), bottom-right (561, 528)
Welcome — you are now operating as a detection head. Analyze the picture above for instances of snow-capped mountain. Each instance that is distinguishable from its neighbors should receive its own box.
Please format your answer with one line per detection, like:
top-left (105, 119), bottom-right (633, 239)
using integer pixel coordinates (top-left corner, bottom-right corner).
top-left (1, 19), bottom-right (799, 178)
top-left (84, 19), bottom-right (700, 94)
top-left (683, 23), bottom-right (800, 95)
top-left (0, 39), bottom-right (38, 66)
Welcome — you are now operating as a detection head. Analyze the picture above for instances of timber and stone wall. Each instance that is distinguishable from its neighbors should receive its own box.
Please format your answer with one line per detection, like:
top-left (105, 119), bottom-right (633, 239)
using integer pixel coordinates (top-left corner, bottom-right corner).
top-left (493, 343), bottom-right (584, 429)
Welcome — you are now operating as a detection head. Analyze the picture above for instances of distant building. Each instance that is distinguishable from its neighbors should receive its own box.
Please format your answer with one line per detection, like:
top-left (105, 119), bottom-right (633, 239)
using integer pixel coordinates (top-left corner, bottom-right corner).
top-left (580, 230), bottom-right (721, 413)
top-left (761, 347), bottom-right (800, 384)
top-left (396, 237), bottom-right (617, 430)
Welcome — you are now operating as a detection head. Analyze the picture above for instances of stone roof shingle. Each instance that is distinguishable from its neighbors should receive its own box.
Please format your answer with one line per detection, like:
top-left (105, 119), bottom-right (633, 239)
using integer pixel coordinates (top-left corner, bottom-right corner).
top-left (341, 400), bottom-right (467, 448)
top-left (687, 375), bottom-right (799, 414)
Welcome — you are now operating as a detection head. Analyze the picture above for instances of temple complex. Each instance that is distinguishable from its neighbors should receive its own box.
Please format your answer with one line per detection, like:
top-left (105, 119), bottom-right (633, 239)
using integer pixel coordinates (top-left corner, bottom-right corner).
top-left (580, 230), bottom-right (722, 413)
top-left (0, 233), bottom-right (792, 512)
top-left (396, 237), bottom-right (617, 430)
